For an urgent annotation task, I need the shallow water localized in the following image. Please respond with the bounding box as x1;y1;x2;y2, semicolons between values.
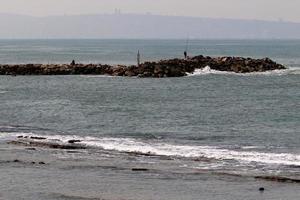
0;40;300;200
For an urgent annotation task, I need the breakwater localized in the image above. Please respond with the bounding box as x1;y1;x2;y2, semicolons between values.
0;55;286;77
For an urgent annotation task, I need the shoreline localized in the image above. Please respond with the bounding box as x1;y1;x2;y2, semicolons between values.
3;133;300;184
0;55;286;77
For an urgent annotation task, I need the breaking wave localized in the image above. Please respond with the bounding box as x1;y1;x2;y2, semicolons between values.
186;66;300;76
3;133;300;166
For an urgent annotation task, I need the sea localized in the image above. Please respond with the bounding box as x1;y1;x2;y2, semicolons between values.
0;39;300;200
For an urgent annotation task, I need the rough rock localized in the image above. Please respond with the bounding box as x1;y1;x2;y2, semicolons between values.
0;55;286;77
255;176;300;183
131;168;149;171
68;140;82;144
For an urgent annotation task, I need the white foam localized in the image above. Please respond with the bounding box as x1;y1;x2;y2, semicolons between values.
82;137;300;166
241;146;263;150
0;132;21;140
0;125;15;129
7;133;300;166
186;66;300;76
186;66;233;76
245;67;300;76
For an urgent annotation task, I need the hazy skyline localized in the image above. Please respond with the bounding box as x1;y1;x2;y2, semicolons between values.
1;0;300;22
1;13;300;39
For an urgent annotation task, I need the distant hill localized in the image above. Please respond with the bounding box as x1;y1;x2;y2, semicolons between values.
1;13;300;39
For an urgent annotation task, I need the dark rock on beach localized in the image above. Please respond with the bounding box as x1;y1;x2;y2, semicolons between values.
255;176;300;183
8;140;86;150
0;55;286;77
131;168;149;171
30;136;47;140
259;187;265;192
68;140;82;144
26;148;37;151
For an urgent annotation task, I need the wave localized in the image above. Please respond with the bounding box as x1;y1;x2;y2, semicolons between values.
186;66;300;76
3;133;300;167
186;66;232;76
0;125;16;129
0;132;19;142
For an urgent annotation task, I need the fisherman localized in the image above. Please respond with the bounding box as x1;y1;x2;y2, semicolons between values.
70;60;76;66
184;51;187;59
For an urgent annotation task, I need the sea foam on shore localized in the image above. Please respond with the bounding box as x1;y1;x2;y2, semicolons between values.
3;133;300;167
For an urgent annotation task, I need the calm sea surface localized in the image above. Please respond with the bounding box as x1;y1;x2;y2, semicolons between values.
0;39;300;200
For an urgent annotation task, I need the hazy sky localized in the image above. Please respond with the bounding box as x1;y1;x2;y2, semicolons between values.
1;0;300;22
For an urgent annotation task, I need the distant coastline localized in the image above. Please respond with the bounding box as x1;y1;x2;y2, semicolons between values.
1;13;300;39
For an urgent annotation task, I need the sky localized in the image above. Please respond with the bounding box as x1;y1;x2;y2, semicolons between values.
0;0;300;22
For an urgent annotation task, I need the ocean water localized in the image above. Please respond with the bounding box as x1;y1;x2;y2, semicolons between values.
0;39;300;200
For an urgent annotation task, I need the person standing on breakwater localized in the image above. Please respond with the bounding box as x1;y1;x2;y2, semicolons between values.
184;37;189;60
184;51;187;59
71;60;76;66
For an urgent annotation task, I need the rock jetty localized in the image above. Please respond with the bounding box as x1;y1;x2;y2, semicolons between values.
0;55;286;77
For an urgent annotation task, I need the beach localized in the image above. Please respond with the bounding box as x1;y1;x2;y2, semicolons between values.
0;39;300;200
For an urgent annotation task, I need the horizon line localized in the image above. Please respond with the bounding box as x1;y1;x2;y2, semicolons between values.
1;38;300;40
0;12;299;24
